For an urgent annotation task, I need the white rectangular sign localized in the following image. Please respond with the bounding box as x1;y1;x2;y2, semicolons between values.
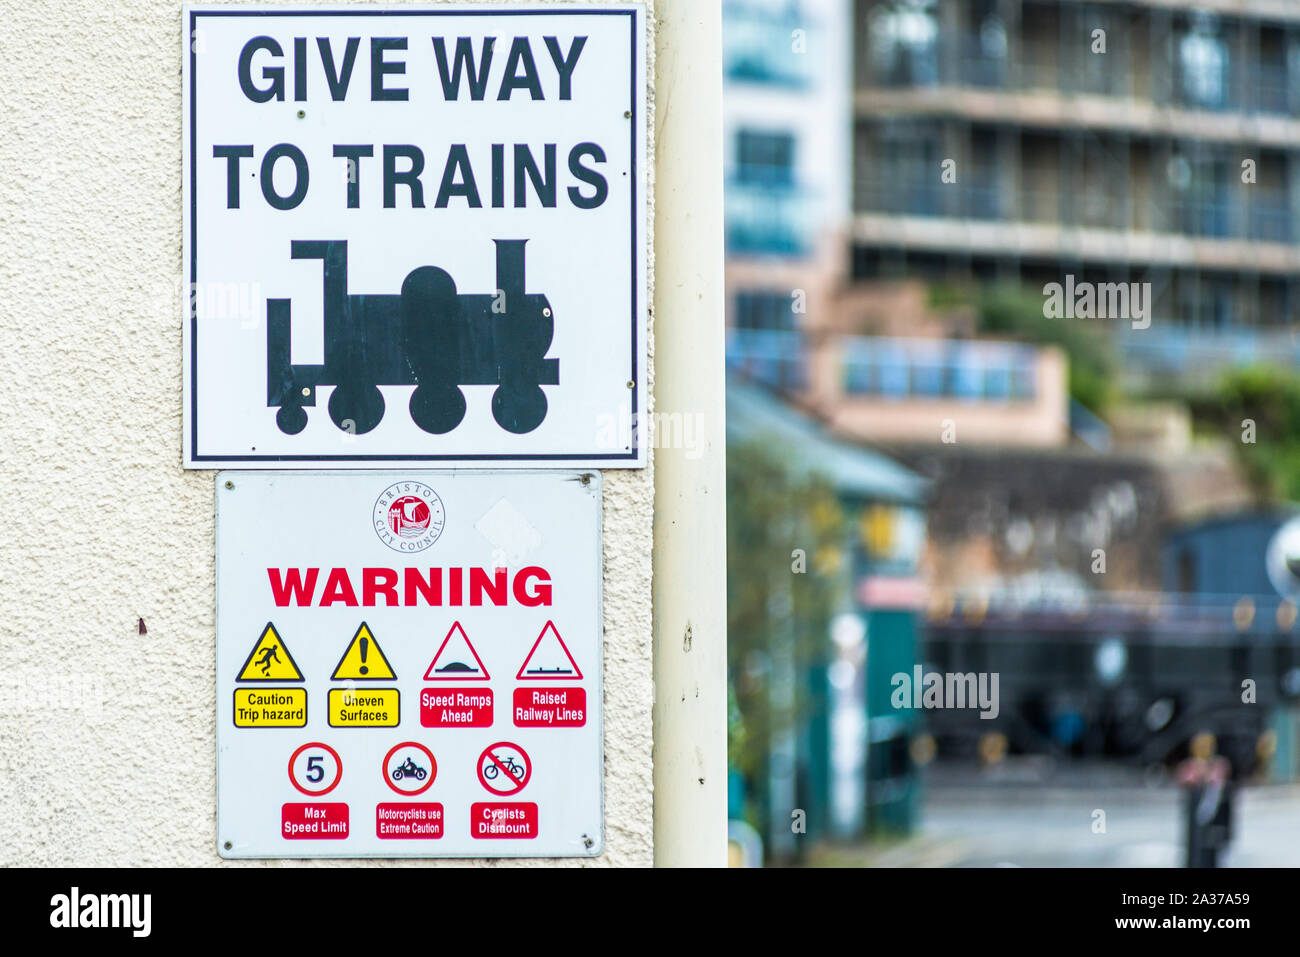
216;470;602;858
184;6;647;468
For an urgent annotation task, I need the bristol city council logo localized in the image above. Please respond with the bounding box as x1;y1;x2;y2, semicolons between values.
373;482;446;553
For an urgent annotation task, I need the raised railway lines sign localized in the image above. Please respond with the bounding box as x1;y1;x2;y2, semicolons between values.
183;5;647;467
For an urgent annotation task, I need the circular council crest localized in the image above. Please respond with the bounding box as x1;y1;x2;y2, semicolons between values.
373;482;446;553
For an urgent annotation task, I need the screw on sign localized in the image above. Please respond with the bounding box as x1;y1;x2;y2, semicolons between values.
476;742;531;796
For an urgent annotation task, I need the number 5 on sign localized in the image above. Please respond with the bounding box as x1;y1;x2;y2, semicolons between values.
288;742;342;796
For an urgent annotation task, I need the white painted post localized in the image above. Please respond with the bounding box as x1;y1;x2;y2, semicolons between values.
651;0;728;867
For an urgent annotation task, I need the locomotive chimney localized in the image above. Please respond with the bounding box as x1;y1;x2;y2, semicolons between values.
493;239;527;301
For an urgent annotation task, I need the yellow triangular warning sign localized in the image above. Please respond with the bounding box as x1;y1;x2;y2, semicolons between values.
331;622;396;681
236;623;304;682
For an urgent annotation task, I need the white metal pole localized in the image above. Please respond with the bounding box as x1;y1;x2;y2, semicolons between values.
651;0;728;867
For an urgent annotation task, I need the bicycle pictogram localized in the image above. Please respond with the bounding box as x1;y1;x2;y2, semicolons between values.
476;742;531;795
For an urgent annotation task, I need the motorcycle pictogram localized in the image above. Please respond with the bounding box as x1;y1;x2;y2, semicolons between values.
390;755;428;782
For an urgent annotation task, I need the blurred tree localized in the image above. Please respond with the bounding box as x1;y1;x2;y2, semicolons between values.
978;284;1117;414
727;441;846;829
1203;364;1300;502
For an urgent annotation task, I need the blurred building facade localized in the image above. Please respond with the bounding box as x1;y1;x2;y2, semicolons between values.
852;0;1300;391
724;0;1077;450
722;0;852;395
724;2;1300;862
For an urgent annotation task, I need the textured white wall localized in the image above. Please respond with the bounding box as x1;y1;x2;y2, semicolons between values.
0;0;655;867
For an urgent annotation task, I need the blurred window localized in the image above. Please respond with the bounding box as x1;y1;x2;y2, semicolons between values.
873;127;940;216
1178;548;1197;594
735;290;796;331
722;0;814;88
962;0;1006;88
869;0;939;87
736;129;796;187
1178;16;1229;110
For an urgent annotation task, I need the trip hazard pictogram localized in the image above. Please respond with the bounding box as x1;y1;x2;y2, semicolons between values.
516;621;582;680
236;622;304;682
476;741;531;796
423;621;490;680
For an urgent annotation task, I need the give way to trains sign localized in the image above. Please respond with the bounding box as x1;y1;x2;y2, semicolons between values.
183;5;647;468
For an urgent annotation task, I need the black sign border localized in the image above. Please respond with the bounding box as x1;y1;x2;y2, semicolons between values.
187;7;642;464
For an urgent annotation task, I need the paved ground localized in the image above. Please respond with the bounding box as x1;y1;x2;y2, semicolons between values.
808;762;1300;867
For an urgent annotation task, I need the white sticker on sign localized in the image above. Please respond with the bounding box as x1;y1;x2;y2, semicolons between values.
216;470;602;858
184;5;647;468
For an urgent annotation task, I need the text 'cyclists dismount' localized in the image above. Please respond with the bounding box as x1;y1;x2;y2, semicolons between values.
216;470;603;858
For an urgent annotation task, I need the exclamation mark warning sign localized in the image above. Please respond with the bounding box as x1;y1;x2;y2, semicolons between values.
331;623;397;681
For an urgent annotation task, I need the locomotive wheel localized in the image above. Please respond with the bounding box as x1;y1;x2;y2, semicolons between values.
328;384;385;434
492;384;547;434
409;385;467;434
275;403;308;435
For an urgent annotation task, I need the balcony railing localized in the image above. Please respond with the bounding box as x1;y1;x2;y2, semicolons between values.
1115;324;1300;377
854;178;1296;244
839;335;1038;402
863;31;1300;118
726;329;1043;403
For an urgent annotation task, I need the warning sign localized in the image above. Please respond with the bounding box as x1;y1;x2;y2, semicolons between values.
477;742;531;796
423;622;489;681
288;742;343;796
330;623;396;681
516;621;583;680
383;742;437;797
217;469;603;858
236;623;304;682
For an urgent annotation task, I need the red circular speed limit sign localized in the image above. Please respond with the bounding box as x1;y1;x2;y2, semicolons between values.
476;741;531;795
288;742;342;796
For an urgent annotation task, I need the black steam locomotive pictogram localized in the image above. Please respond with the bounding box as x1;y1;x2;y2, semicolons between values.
266;239;558;436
